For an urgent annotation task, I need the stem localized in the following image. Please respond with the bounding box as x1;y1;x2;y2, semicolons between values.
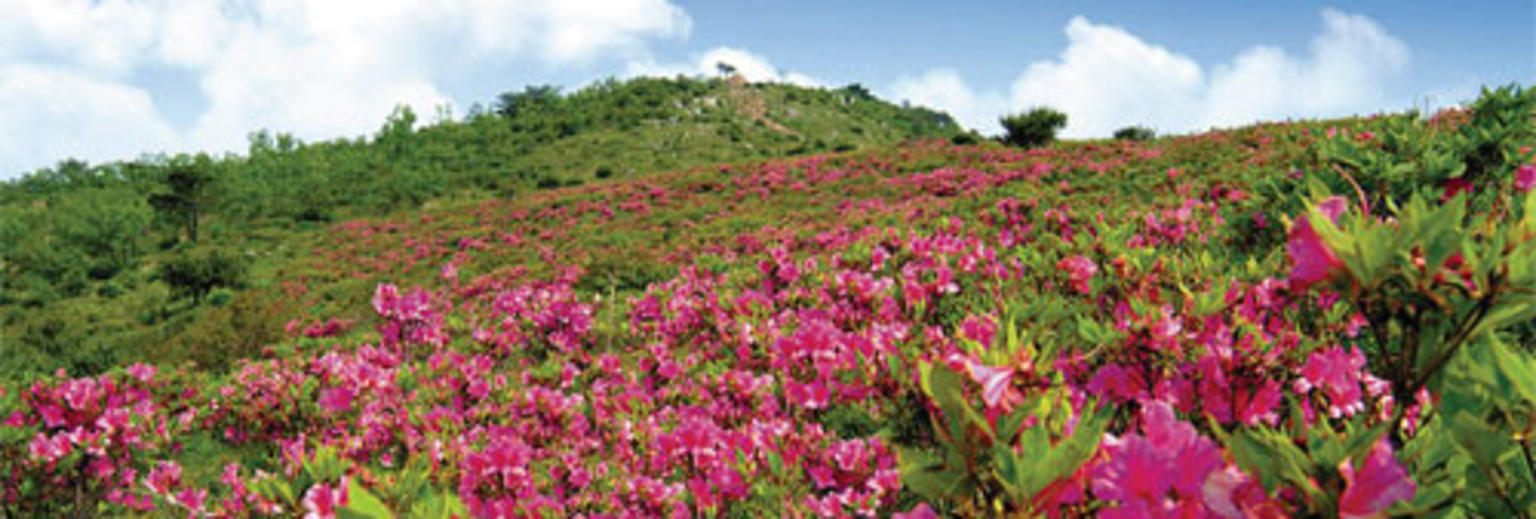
1410;284;1498;394
1476;461;1527;519
1329;163;1372;215
1521;436;1536;484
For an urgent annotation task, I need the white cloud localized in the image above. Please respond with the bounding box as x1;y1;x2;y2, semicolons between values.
0;64;177;169
891;9;1410;137
887;69;1008;133
0;0;692;179
1009;16;1207;137
627;46;823;87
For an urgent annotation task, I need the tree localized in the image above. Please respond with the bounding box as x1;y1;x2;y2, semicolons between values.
999;107;1068;148
148;161;214;243
715;61;737;77
1113;125;1156;141
494;85;562;119
53;187;153;278
158;246;244;304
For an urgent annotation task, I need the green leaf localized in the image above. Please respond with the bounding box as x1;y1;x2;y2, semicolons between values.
339;479;395;519
898;448;967;502
412;489;467;519
1489;336;1536;404
1225;428;1322;501
252;478;296;506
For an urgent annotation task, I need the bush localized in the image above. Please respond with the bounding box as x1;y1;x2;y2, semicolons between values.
1112;125;1156;141
97;281;125;299
158;246;246;304
999;107;1067;148
207;288;235;307
950;131;982;145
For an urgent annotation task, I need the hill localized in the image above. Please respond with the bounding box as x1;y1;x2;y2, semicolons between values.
0;83;1533;518
0;75;963;376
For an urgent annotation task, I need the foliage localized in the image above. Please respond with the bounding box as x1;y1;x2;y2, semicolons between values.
148;161;216;244
999;107;1067;148
1112;125;1156;141
0;83;1533;518
158;246;246;304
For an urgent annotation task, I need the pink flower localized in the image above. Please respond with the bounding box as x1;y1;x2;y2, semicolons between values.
966;363;1019;412
1294;346;1369;418
1286;197;1348;288
145;461;183;494
1317;196;1349;222
1058;255;1098;295
317;387;355;413
1092;402;1223;516
126;363;157;384
28;433;71;462
894;503;938;519
959;314;997;346
302;479;349;519
1339;440;1415;518
1517;164;1536;192
371;284;399;317
175;487;208;515
786;380;831;410
1203;466;1284;519
1442;177;1475;202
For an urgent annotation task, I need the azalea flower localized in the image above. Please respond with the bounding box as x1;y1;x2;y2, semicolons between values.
1286;196;1349;288
1058;255;1098;295
894;503;938;519
966;363;1020;412
1092;402;1223;517
1338;440;1415;518
1202;465;1285;519
1441;176;1474;202
1294;345;1369;418
317;387;355;413
302;479;348;519
1517;163;1536;192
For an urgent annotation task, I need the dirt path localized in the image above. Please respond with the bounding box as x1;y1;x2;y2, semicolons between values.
726;75;802;138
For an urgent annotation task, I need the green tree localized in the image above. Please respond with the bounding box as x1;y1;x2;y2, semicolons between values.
53;187;153;278
495;85;562;119
1112;125;1156;141
999;107;1067;148
148;161;215;243
158;246;245;304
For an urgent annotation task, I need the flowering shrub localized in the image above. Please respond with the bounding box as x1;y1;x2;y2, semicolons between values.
1;85;1533;517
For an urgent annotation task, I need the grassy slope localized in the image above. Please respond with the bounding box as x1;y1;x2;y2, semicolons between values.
0;77;963;378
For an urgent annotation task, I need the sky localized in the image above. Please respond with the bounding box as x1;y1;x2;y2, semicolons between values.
1;0;1531;180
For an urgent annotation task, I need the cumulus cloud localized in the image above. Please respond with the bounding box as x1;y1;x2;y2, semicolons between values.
0;0;692;179
0;64;177;168
890;9;1410;137
887;69;1008;133
627;46;823;87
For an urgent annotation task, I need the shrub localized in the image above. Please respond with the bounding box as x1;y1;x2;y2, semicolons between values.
1113;125;1156;141
206;288;234;307
999;107;1067;148
158;246;246;304
97;281;125;299
950;131;983;145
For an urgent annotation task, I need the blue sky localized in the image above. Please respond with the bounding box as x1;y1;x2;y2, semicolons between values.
1;0;1531;180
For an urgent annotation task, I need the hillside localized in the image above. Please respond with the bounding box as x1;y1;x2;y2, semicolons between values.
0;76;963;377
1;84;1534;517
